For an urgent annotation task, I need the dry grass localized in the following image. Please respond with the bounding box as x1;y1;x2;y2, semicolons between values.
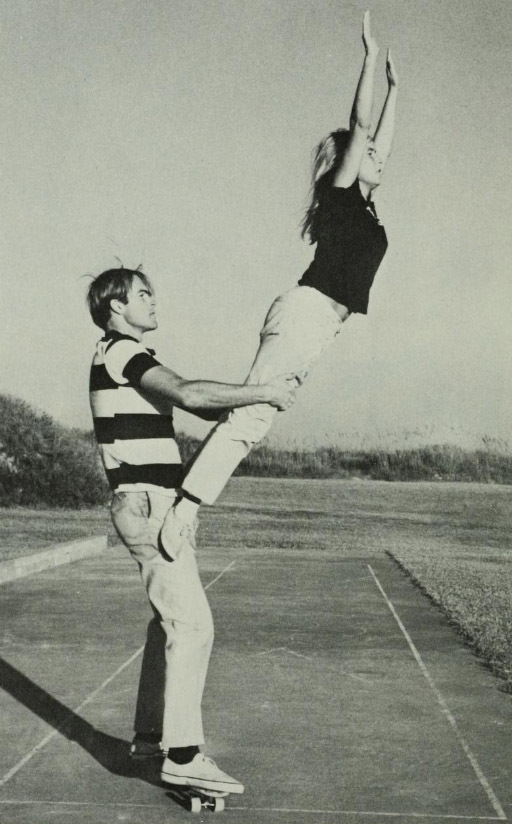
178;433;512;485
386;544;512;691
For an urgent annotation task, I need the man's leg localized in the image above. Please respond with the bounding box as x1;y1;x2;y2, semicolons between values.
140;542;214;748
111;491;212;752
131;614;165;756
111;490;243;791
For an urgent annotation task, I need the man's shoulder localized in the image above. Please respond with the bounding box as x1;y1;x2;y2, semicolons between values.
102;333;160;388
103;331;144;352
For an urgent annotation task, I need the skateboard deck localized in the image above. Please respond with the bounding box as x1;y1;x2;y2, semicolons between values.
165;785;229;813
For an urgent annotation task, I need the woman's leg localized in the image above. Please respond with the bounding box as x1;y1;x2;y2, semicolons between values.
182;287;343;504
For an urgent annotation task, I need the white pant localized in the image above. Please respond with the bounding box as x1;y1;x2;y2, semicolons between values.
183;286;345;504
110;490;214;749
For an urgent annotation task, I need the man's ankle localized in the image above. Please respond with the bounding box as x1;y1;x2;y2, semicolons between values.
167;745;200;764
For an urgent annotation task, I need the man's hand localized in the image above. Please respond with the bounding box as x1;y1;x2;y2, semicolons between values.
362;10;379;59
386;48;399;88
263;373;300;411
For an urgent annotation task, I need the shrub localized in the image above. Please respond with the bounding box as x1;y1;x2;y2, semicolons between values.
0;394;108;507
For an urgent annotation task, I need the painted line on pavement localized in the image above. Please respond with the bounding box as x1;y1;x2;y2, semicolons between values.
0;559;236;788
231;808;504;820
0;799;505;820
367;564;507;822
204;560;236;591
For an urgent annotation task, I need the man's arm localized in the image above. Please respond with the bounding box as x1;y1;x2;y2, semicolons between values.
140;365;298;413
372;49;398;165
186;406;229;422
333;11;379;188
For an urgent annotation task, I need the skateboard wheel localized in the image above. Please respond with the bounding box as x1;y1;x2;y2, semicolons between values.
213;797;225;812
190;796;202;813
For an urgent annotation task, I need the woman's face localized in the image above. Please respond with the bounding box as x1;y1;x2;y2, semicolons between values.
358;139;383;189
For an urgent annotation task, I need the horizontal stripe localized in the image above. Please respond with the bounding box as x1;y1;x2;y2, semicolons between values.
122;352;160;386
100;439;181;470
106;463;183;490
89;364;118;392
93;414;174;443
90;388;164;416
104;332;139;351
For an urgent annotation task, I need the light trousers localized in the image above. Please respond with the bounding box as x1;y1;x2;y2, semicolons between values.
183;286;345;504
110;489;214;749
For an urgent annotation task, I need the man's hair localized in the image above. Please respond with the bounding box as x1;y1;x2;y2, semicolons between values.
86;267;152;330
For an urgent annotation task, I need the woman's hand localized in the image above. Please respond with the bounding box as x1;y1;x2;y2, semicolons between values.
386;48;399;88
362;10;379;59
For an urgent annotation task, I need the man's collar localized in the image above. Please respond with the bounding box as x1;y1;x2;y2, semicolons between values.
102;329;156;356
102;330;139;343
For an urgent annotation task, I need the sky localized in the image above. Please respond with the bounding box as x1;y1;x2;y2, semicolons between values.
1;0;511;450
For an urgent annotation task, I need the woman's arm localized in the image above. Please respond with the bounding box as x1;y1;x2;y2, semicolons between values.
372;49;399;166
333;11;379;188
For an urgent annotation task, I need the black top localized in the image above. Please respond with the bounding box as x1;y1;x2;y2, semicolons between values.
298;179;388;314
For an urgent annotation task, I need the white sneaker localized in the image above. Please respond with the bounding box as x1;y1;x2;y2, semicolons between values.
159;508;197;561
161;753;244;794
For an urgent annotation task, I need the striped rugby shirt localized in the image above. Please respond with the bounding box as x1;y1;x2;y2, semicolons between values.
89;331;182;493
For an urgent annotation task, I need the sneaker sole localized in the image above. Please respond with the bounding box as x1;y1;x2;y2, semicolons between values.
160;771;244;794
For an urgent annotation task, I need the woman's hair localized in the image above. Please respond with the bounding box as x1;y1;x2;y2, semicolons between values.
86;266;152;330
301;128;351;243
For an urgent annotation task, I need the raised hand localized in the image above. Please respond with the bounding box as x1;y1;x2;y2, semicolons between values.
386;48;399;88
362;10;379;58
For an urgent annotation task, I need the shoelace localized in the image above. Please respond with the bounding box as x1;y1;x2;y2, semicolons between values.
199;755;217;768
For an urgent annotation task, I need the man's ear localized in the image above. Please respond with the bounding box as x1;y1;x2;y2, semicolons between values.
110;298;125;317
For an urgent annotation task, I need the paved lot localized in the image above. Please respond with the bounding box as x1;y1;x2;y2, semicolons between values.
1;483;511;823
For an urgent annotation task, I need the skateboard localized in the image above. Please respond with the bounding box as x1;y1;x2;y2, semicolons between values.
166;785;229;813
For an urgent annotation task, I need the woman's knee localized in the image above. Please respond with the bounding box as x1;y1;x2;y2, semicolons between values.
220;404;276;444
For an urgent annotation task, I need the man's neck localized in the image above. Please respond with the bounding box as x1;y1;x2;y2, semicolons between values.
106;319;143;342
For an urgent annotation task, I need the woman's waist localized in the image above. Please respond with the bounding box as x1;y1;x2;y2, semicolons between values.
315;291;350;321
269;284;349;329
295;285;350;322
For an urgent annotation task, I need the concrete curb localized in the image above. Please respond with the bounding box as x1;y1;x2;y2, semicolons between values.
0;535;108;585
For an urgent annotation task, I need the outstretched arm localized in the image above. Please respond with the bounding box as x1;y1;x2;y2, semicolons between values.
372;49;399;166
140;365;298;413
334;11;379;188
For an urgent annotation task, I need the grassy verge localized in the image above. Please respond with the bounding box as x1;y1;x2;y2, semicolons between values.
178;434;512;485
387;543;512;692
0;507;116;562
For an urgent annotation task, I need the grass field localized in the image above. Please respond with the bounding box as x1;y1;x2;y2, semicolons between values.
0;508;116;562
1;478;511;691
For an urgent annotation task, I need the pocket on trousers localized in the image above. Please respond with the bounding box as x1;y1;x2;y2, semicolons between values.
110;492;158;562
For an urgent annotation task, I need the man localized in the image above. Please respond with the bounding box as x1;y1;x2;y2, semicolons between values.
87;267;296;793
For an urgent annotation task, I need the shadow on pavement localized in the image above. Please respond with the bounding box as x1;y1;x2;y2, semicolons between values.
0;655;161;785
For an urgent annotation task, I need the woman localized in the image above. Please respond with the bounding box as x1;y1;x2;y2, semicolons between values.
161;11;399;557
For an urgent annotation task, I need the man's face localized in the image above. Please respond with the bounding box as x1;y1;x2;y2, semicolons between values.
120;276;157;334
